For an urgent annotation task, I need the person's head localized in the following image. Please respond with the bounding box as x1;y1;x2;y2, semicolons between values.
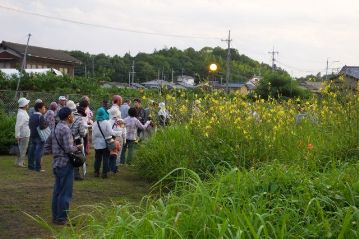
102;99;109;109
58;107;74;124
35;102;46;114
96;107;108;121
117;118;125;127
58;96;67;106
34;99;42;104
77;106;87;117
18;97;30;110
134;98;141;108
124;99;131;105
79;99;89;108
49;102;58;111
112;95;122;106
66;100;77;113
81;95;90;104
128;107;138;118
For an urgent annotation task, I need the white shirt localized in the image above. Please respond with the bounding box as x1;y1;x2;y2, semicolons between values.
92;120;113;149
15;109;30;138
108;105;121;119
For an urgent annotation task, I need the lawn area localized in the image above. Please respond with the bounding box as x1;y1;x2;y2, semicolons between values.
0;154;151;239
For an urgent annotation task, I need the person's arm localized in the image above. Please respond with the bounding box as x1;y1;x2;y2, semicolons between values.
15;112;22;139
135;118;150;130
62;128;79;153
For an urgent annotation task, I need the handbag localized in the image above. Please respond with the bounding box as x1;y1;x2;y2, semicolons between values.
97;121;116;150
54;124;86;167
37;126;51;142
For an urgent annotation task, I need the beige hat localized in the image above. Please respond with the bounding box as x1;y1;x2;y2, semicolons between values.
18;98;30;108
66;100;77;111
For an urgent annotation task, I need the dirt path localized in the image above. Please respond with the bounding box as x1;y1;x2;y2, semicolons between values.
0;155;151;239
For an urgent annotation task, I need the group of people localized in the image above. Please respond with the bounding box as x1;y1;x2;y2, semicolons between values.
14;94;170;225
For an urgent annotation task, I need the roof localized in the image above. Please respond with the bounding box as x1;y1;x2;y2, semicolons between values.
0;41;82;64
339;66;359;80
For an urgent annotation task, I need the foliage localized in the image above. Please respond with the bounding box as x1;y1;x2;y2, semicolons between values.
53;83;359;238
68;47;274;83
56;162;359;238
256;71;310;99
0;106;16;154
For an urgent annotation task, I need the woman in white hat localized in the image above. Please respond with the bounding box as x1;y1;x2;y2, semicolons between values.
15;97;31;167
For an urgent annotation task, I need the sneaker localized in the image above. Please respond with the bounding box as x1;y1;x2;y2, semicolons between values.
52;219;67;226
101;174;108;179
40;169;45;172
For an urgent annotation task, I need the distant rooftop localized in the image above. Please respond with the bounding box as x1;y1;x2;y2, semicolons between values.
0;41;82;64
339;66;359;80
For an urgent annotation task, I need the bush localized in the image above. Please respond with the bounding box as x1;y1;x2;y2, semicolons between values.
0;109;16;154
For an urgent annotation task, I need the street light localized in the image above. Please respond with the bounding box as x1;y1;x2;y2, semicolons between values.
209;63;218;84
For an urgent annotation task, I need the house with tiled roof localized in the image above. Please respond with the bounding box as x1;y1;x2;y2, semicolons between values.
338;65;359;90
0;41;81;76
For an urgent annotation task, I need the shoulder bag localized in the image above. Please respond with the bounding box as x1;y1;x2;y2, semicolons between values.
54;124;86;167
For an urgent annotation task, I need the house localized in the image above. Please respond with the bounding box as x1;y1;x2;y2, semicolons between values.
0;41;81;76
176;75;195;86
245;76;262;92
141;79;187;90
298;81;323;93
208;81;249;95
337;66;359;90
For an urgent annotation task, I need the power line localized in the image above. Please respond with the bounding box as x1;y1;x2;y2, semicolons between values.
0;4;220;40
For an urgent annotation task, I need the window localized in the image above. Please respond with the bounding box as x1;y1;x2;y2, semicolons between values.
5;63;10;68
27;64;31;69
63;68;68;74
32;64;36;69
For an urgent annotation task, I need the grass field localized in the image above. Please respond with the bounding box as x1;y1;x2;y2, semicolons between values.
0;154;151;239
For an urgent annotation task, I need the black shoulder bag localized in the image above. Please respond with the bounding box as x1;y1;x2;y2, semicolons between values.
54;124;86;167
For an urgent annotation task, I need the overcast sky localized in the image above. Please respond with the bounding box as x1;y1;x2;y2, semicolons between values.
1;0;358;77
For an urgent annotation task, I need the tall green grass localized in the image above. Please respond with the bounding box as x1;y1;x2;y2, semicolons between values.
56;161;359;238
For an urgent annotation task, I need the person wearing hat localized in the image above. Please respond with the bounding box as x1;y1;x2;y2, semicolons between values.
45;107;81;225
158;102;170;127
55;96;67;122
67;101;87;180
92;107;113;178
28;102;48;172
15;97;31;167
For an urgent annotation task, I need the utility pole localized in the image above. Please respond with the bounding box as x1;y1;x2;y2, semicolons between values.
128;71;131;86
325;58;339;81
222;30;232;93
130;61;135;84
15;33;31;98
268;46;279;70
21;33;31;70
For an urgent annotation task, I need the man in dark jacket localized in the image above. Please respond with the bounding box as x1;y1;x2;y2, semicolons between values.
28;102;48;171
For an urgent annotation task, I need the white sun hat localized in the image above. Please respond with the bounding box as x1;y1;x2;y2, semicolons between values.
18;97;30;108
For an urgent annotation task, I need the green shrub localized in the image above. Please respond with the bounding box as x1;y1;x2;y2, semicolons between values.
0;110;16;154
